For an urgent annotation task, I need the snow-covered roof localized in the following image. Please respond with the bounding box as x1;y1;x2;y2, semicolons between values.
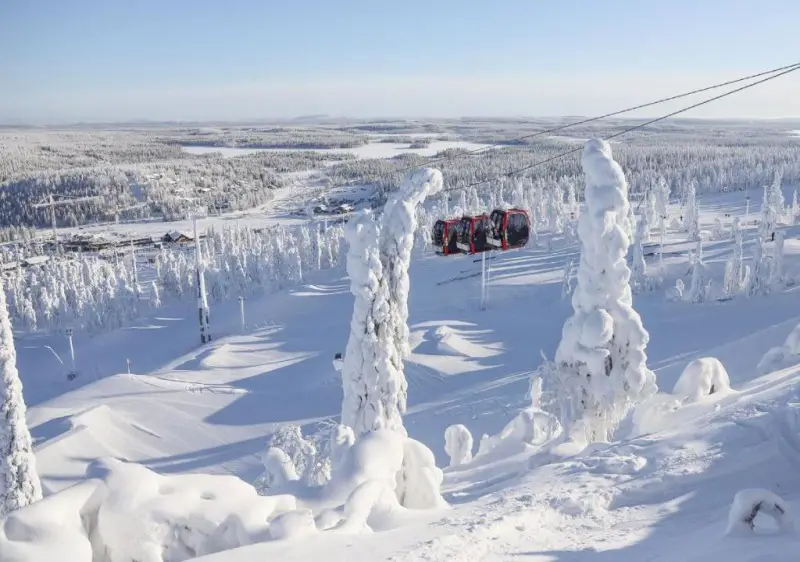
22;255;50;266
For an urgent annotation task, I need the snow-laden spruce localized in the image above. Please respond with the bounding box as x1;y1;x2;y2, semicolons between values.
340;211;399;435
342;168;442;437
380;168;443;361
684;179;700;240
0;277;41;516
553;139;657;444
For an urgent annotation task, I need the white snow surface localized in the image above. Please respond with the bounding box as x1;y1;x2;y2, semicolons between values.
6;163;800;560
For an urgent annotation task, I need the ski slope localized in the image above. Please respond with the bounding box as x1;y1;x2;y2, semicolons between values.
7;188;800;560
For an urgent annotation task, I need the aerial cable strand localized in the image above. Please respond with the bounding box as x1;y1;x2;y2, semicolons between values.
450;62;800;192
333;61;800;188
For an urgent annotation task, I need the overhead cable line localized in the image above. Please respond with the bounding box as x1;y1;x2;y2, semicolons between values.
334;61;800;188
450;62;800;192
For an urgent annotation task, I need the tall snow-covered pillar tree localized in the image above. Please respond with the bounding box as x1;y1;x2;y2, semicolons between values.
340;211;397;435
377;169;443;417
0;277;42;516
553;140;657;445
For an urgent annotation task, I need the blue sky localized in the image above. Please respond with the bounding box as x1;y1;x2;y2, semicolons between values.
2;0;799;123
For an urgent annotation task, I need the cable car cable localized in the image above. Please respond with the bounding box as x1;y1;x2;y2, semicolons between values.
449;62;800;192
327;61;800;190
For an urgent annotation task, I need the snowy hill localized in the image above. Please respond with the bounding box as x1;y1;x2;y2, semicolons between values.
4;175;800;560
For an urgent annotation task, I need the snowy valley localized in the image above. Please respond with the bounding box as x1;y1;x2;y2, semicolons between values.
1;121;800;561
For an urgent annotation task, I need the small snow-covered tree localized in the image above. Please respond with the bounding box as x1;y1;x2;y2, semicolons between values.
631;216;647;293
553;140;657;445
792;188;799;225
748;232;771;297
770;230;785;289
687;240;711;303
0;278;42;516
561;259;575;300
149;281;161;309
684;180;700;240
444;424;473;467
760;170;784;242
731;217;744;293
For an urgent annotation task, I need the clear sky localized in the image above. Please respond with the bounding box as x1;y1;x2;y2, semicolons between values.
2;0;799;123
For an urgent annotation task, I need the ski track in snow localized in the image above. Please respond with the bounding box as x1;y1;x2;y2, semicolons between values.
11;187;800;560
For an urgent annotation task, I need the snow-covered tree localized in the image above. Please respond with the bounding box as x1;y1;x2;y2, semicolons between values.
631;216;647;293
654;177;670;269
561;259;574;300
770;230;785;289
340;211;396;435
760;170;784;241
553;140;657;445
792;188;799;225
149;281;161;309
748;232;771;297
687;240;711;303
0;278;42;516
375;168;443;422
684;180;699;240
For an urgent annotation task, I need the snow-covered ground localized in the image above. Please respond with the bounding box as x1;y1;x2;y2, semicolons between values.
181;140;499;160
5;184;800;560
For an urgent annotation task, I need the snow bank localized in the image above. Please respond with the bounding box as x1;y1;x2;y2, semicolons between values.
672;357;731;403
725;489;794;536
0;458;297;562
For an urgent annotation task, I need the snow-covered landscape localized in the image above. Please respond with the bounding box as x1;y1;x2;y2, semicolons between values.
4;2;800;557
2;116;800;561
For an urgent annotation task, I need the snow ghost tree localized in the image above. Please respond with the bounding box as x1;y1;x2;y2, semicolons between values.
553;140;657;445
0;278;42;516
654;177;670;268
760;170;784;242
684;180;699;240
631;216;647;293
792;188;799;225
687;240;711;304
339;211;399;436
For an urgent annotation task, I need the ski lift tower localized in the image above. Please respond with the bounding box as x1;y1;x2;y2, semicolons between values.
31;194;101;252
190;205;211;344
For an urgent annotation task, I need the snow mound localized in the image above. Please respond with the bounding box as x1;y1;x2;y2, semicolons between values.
725;489;794;536
433;325;501;358
444;424;473;467
758;323;800;374
672;357;731;403
0;458;297;562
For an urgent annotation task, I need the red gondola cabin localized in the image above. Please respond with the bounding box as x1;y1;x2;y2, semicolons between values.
487;208;530;250
432;219;461;256
455;214;492;254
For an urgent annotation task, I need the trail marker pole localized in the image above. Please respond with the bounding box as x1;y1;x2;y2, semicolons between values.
238;296;246;332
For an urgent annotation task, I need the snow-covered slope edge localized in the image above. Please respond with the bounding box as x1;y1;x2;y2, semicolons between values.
190;366;800;561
